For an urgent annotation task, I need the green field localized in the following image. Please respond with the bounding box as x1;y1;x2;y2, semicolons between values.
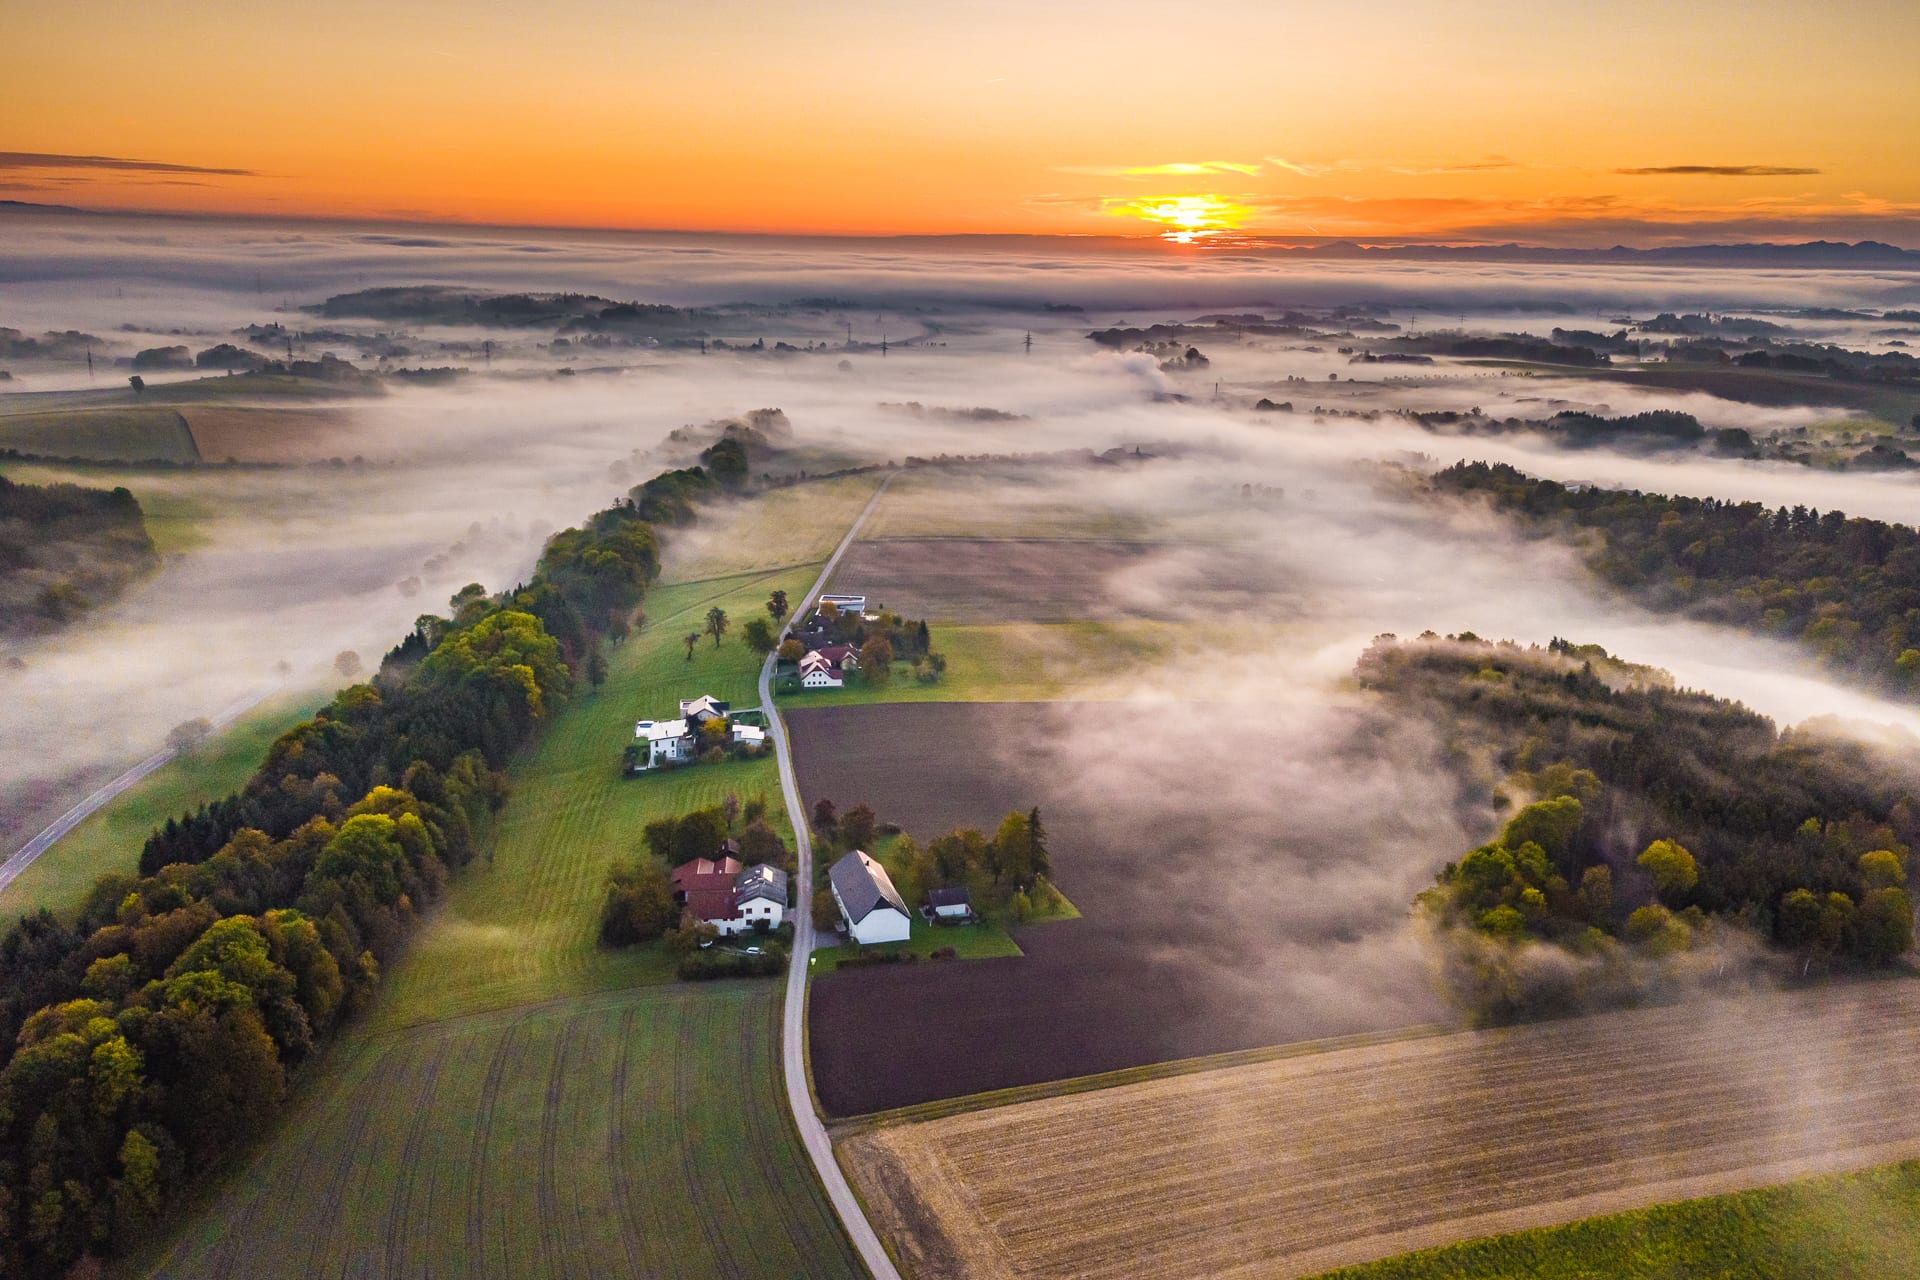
141;476;885;1275
0;405;200;462
1315;1159;1920;1280
150;983;857;1279
0;695;316;919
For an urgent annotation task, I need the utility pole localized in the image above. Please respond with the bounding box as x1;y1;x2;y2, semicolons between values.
86;348;93;379
846;320;853;347
881;334;888;357
483;339;492;369
1024;331;1032;354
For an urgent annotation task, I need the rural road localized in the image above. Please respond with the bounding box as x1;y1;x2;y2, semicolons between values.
0;686;278;895
761;472;903;1280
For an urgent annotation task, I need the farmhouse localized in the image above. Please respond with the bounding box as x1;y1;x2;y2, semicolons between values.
925;886;975;924
799;651;845;689
829;850;913;944
671;855;789;935
679;694;731;724
632;717;695;769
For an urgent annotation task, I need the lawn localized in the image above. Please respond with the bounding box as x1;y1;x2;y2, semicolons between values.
814;916;1023;969
146;983;860;1280
0;694;316;919
1312;1159;1920;1280
372;565;820;1031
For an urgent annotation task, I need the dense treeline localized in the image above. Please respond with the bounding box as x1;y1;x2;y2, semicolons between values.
1434;461;1920;695
0;458;721;1274
0;475;159;633
1360;635;1919;1022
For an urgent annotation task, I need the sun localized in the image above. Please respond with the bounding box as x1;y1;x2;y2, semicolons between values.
1110;193;1250;242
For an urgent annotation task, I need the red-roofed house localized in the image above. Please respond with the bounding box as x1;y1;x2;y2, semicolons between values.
669;855;789;935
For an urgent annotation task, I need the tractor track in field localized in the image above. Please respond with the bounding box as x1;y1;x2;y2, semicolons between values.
677;998;744;1279
382;1033;454;1277
535;1015;581;1278
605;1004;650;1280
465;1018;523;1277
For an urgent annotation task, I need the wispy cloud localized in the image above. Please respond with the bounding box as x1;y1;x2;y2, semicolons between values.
1058;160;1264;179
1385;158;1520;175
0;151;256;177
1265;156;1338;178
1613;164;1821;177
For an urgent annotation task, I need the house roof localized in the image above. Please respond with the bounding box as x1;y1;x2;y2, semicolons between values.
636;717;691;742
735;863;788;907
926;886;972;909
679;694;730;721
671;855;742;897
815;644;858;665
731;724;766;743
829;850;910;923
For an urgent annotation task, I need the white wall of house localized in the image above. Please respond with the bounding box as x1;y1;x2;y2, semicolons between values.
703;897;784;936
845;902;911;945
801;667;843;689
931;902;970;921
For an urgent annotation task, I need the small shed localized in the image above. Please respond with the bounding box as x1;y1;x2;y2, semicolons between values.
925;886;975;923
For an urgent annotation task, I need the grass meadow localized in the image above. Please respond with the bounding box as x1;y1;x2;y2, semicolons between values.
134;475;883;1275
1313;1160;1920;1280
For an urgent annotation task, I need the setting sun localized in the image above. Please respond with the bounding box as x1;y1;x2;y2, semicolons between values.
1111;194;1249;242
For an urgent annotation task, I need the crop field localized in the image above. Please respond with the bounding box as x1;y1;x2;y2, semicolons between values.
841;980;1920;1280
0;405;200;462
829;537;1287;623
152;983;860;1279
793;700;1468;1115
0;695;314;918
859;467;1161;542
179;405;363;463
657;474;884;581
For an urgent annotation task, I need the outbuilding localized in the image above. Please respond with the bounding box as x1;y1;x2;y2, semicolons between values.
925;886;975;924
829;850;912;944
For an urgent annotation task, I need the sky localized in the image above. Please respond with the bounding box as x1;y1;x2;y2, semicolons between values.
4;0;1919;244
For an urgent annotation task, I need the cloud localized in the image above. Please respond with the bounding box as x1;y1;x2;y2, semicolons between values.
1058;160;1264;179
1614;165;1822;177
0;151;256;178
1266;156;1338;178
1386;158;1521;175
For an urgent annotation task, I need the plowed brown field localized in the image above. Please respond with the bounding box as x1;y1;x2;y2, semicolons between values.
842;980;1920;1280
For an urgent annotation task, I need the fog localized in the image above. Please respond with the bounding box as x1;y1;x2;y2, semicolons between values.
6;208;1920;1050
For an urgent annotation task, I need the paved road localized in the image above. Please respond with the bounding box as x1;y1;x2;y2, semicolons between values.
0;686;278;895
762;473;902;1280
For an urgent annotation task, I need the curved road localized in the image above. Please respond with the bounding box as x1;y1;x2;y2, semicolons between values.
0;686;279;895
761;473;903;1280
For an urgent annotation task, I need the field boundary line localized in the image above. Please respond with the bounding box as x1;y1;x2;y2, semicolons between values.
833;1022;1455;1134
763;472;902;1280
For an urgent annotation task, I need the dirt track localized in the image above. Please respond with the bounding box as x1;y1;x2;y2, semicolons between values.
842;980;1920;1280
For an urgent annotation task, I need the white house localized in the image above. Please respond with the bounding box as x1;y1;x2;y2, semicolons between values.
730;723;767;748
829;850;912;944
672;857;788;935
633;717;695;769
799;652;844;689
679;694;730;724
818;593;867;617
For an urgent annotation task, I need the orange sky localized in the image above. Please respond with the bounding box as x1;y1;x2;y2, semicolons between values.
6;0;1918;244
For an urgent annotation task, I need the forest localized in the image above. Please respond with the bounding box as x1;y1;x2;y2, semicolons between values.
0;475;159;635
0;458;725;1275
1359;635;1919;1023
1432;461;1920;694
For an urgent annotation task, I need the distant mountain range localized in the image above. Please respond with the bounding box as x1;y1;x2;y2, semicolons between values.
1;200;1915;268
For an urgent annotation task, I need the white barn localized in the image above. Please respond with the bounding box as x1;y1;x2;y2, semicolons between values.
829;850;913;944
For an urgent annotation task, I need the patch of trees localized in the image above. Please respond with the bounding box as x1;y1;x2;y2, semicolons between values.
1360;635;1918;1024
1432;461;1920;697
312;286;616;328
812;803;1062;921
0;475;158;635
130;346;191;372
0;458;716;1273
0;330;100;361
793;603;942;685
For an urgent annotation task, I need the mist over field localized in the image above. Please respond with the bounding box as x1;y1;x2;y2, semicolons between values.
6;209;1920;951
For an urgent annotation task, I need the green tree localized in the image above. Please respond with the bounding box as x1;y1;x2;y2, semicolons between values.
119;1128;161;1215
1856;887;1914;964
840;803;878;850
1500;797;1582;870
1625;904;1691;955
599;860;677;946
1860;849;1907;891
586;647;609;691
767;590;789;624
1637;839;1698;902
684;631;700;661
1579;864;1613;922
744;616;777;656
1778;887;1823;947
858;634;893;685
812;887;840;932
704;606;729;648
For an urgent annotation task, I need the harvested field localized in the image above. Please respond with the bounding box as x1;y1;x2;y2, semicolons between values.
0;406;200;462
794;700;1476;1115
152;984;860;1279
830;536;1297;622
179;404;363;463
842;980;1920;1280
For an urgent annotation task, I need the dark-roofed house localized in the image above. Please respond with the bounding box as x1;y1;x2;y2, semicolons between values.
925;886;975;924
828;849;912;944
669;855;787;935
